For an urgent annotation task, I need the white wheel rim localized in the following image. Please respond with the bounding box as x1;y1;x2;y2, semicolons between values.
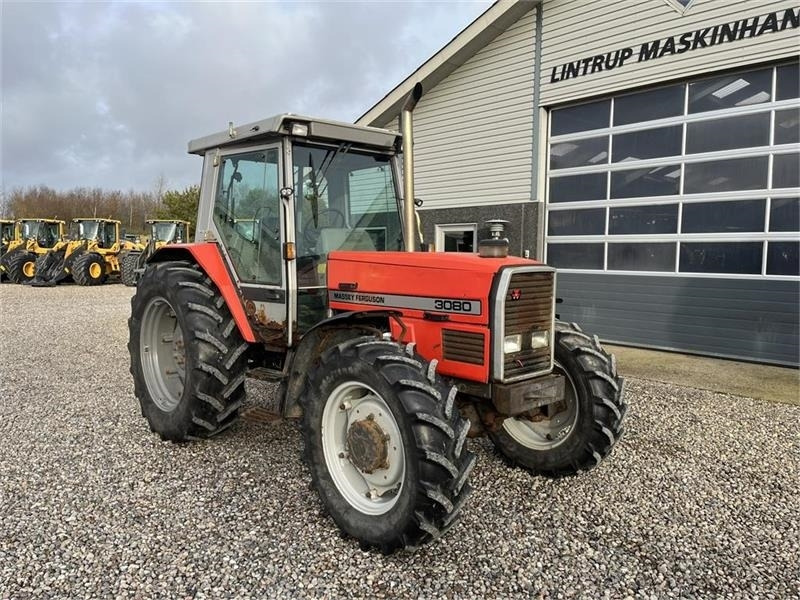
321;381;405;515
140;296;186;412
502;360;580;450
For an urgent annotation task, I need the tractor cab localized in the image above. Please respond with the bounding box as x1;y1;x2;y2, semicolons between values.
70;219;119;249
149;219;189;245
18;219;64;249
190;115;405;334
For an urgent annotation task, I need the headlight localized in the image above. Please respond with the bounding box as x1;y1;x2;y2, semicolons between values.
290;122;309;136
503;334;522;354
531;330;550;349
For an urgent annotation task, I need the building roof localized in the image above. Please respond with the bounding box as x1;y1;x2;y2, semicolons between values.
188;114;400;155
356;0;537;127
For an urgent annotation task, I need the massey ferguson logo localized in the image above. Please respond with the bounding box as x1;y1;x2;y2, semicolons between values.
510;289;522;301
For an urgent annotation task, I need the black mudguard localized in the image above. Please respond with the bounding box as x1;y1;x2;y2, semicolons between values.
278;310;400;418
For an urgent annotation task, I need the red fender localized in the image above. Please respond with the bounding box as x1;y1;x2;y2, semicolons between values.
148;243;257;343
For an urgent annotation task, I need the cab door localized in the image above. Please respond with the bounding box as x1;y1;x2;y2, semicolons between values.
210;143;289;347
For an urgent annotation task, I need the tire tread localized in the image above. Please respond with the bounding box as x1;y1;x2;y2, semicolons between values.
128;260;248;441
300;336;474;553
491;320;627;477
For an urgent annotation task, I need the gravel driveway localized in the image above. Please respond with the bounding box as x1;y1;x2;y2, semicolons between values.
1;283;798;599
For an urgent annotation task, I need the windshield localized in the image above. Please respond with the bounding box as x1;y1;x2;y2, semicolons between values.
152;222;178;243
72;221;100;240
292;142;401;266
21;221;41;239
292;142;402;330
1;223;12;241
39;222;60;246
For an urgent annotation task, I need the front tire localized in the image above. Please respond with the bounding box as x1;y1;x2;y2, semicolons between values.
489;321;626;476
121;252;141;287
72;252;106;286
301;337;475;553
3;251;37;283
128;260;249;441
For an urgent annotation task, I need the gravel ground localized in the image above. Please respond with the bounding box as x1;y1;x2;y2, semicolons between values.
1;283;798;599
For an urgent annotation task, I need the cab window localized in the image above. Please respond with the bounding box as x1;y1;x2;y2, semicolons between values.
213;148;282;285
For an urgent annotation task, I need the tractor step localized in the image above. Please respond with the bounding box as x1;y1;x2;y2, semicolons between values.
241;406;282;424
247;367;285;382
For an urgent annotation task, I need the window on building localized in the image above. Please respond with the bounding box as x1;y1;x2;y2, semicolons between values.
545;61;800;279
769;198;800;232
609;204;678;235
435;224;477;252
548;208;605;236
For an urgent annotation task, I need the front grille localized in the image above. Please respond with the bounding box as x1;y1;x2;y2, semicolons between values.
442;329;485;365
503;270;554;380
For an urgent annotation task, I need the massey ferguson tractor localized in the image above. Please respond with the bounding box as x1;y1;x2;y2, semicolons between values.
129;85;626;553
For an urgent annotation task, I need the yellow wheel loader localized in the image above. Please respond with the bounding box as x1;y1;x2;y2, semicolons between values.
31;218;143;286
0;220;14;257
0;219;13;282
120;220;190;286
0;219;14;256
0;219;66;283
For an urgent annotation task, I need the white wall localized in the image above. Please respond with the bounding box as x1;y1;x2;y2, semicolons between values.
391;8;537;209
540;0;799;106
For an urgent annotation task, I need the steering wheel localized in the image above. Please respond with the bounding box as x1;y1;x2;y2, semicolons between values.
303;208;346;246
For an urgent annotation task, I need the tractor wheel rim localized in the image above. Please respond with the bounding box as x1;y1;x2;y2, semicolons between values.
89;262;102;279
140;296;185;412
322;381;405;515
23;261;35;277
502;360;579;451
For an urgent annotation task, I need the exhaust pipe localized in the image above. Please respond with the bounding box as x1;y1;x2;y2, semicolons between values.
401;82;423;252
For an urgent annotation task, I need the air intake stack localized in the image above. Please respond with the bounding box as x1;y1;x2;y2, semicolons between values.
401;83;423;252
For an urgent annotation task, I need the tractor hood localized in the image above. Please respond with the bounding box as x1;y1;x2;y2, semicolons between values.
327;251;542;327
328;251;537;274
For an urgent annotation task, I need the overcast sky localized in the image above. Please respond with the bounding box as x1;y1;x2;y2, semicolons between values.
1;1;491;194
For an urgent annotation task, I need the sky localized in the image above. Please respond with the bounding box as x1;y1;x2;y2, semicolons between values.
1;1;492;194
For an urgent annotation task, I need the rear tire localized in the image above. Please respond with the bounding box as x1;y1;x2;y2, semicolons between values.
121;252;141;287
301;337;474;553
489;321;626;476
128;260;249;441
72;252;106;286
3;251;37;283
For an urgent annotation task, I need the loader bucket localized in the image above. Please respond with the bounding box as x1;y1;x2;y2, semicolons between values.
29;248;71;286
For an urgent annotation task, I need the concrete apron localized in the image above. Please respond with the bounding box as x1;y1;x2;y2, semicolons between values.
605;344;800;406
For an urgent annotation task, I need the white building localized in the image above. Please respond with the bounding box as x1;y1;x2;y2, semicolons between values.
358;0;800;365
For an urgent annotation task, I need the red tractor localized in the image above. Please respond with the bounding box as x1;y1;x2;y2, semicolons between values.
129;85;626;553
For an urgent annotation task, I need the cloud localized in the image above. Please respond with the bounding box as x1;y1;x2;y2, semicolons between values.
1;1;491;193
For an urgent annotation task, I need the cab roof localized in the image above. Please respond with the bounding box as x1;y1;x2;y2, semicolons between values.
72;218;121;224
188;114;401;156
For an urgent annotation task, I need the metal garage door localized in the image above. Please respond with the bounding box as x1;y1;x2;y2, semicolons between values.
545;61;800;365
